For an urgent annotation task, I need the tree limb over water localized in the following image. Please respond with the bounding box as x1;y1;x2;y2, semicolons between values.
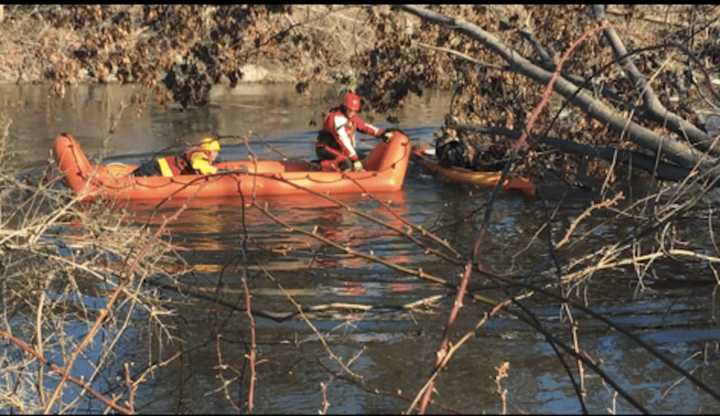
394;5;718;171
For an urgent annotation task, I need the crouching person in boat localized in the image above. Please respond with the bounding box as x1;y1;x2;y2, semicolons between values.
315;91;393;172
435;124;507;172
132;137;225;177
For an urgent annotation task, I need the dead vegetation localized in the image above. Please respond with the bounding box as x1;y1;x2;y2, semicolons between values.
0;5;385;105
1;4;720;414
0;113;189;413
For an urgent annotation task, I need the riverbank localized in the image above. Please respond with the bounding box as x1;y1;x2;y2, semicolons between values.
0;5;395;88
0;16;290;85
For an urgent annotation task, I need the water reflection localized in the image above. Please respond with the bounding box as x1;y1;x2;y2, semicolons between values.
119;190;415;275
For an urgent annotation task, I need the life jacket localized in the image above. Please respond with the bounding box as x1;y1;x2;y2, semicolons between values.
317;107;357;156
156;148;214;177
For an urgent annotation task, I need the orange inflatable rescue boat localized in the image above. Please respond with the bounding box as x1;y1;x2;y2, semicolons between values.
413;144;536;197
52;131;412;201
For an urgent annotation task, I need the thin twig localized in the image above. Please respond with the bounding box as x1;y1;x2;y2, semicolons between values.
416;262;473;414
0;330;133;415
242;277;257;413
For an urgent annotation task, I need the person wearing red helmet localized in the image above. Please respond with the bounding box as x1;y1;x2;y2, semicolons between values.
315;92;393;172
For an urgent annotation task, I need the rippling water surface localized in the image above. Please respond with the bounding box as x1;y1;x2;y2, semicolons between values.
2;82;719;414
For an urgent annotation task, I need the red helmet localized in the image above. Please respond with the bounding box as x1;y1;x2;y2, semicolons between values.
343;92;362;112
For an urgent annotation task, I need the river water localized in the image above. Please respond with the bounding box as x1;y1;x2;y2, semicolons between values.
2;83;719;414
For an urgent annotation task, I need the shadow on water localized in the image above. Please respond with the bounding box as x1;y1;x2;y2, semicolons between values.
3;83;720;413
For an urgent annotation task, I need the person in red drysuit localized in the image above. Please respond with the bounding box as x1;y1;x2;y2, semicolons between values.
315;92;393;172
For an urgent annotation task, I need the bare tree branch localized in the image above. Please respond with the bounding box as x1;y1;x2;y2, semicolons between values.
395;5;716;170
591;5;716;153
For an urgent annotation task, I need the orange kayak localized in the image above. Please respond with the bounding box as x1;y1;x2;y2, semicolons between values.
413;145;536;197
53;132;412;201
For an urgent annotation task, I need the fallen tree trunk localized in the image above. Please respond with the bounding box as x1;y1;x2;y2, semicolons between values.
395;5;718;171
591;5;718;154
